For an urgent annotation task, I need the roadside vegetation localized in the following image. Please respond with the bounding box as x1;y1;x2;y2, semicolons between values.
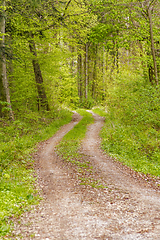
0;109;72;237
93;73;160;177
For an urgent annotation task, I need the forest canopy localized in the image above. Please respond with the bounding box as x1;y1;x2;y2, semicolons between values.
0;0;159;116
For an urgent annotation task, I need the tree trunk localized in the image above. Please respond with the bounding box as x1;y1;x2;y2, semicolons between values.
29;33;49;111
69;45;75;76
92;45;97;99
147;7;158;85
148;63;154;84
0;0;14;120
77;53;83;101
102;46;106;99
85;42;88;99
110;39;117;75
116;42;119;73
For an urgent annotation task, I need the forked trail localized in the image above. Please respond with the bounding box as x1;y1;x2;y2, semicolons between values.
13;112;160;240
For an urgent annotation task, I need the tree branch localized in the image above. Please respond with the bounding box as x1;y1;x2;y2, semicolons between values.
63;0;72;17
149;0;157;8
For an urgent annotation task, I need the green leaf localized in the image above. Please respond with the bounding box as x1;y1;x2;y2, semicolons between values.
26;194;34;200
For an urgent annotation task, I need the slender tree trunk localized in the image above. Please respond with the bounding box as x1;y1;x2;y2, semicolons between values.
147;7;158;85
116;43;119;73
148;63;154;84
0;0;14;120
0;64;5;118
29;33;49;111
92;46;97;99
85;42;88;99
77;53;83;101
102;46;106;99
110;39;117;75
69;45;75;76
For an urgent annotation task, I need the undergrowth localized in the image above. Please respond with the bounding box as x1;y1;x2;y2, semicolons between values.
0;108;72;238
93;76;160;177
57;109;107;189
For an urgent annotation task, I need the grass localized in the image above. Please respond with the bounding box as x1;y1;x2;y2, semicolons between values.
56;109;108;189
63;109;94;141
92;107;108;117
57;109;94;166
92;104;160;177
0;108;73;238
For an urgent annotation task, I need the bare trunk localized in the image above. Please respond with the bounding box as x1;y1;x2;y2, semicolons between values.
85;43;88;99
0;0;14;120
110;39;117;75
77;53;83;101
29;33;49;111
148;7;158;85
102;46;106;99
92;47;97;99
148;63;154;84
116;43;119;73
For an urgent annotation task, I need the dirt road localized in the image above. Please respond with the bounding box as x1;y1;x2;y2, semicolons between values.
13;112;160;240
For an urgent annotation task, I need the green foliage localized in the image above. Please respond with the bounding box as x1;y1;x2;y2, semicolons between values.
0;165;38;236
0;101;12;115
78;96;96;109
94;73;160;177
0;108;72;237
41;46;80;109
9;38;37;113
0;109;72;171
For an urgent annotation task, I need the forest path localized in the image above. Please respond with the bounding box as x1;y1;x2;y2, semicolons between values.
12;112;160;240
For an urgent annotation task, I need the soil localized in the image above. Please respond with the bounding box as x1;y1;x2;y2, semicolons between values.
12;112;160;240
